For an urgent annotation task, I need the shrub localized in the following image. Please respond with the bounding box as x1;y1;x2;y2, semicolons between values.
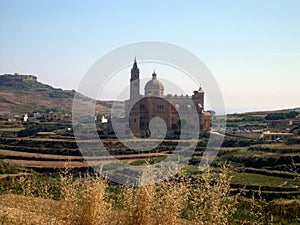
286;138;300;145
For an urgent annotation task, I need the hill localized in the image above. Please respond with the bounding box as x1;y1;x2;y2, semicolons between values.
0;74;111;115
1;73;298;118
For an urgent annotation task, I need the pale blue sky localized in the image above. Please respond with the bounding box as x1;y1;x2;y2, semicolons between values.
0;0;299;113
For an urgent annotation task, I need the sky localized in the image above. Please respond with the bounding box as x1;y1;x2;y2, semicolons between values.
0;0;299;113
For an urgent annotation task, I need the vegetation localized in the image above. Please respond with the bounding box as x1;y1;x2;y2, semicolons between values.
18;122;72;137
0;105;299;224
0;167;235;225
265;111;298;120
0;166;299;224
0;160;20;174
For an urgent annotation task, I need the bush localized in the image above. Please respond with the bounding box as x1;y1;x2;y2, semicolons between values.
188;157;201;165
286;138;300;145
221;139;261;148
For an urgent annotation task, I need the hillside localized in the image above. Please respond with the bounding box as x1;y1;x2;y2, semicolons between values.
0;74;111;115
1;73;298;118
229;108;300;118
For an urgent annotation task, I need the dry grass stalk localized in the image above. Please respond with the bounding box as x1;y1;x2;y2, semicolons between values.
0;166;235;225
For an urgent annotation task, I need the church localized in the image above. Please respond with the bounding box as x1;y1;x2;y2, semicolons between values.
124;58;210;138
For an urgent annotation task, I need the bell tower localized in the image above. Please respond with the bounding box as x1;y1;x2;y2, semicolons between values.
130;57;140;101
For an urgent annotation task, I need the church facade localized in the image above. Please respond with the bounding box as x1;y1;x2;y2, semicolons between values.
124;58;210;137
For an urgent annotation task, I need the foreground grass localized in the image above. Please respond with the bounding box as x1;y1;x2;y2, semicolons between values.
0;167;235;225
0;167;299;225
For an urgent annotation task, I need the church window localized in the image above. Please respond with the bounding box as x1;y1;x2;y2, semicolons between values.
157;104;164;110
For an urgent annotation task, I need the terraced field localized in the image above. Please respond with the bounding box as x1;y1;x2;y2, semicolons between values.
0;135;299;225
0;136;299;200
0;138;170;171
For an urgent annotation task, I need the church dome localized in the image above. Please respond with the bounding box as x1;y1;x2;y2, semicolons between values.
145;71;164;97
145;77;164;90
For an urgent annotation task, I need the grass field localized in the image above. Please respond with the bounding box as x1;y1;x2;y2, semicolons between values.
232;172;299;187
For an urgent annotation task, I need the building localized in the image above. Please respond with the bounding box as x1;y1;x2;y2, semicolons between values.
43;112;71;122
267;119;294;132
262;131;294;141
124;58;210;137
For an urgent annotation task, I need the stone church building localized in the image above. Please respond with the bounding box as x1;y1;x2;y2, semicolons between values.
124;58;210;137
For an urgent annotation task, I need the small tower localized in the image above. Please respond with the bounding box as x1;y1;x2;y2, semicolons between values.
192;86;204;111
152;69;157;79
192;86;205;131
130;57;140;101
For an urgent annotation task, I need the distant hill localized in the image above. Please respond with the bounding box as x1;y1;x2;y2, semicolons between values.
229;108;300;118
0;74;111;115
1;73;297;118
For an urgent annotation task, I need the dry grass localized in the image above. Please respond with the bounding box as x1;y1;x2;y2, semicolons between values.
0;166;235;225
184;167;235;225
